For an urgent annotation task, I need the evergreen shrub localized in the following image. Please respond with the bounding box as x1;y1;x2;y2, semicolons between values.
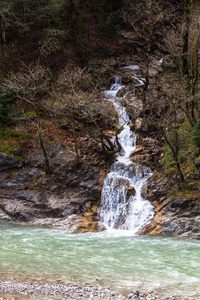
192;119;200;150
0;94;18;125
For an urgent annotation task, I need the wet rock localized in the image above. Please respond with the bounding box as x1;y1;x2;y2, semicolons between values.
127;186;136;198
116;86;127;97
0;198;36;222
0;208;12;221
0;152;23;172
132;145;144;155
148;59;163;79
143;194;200;239
51;214;83;232
129;123;135;131
0;186;101;229
131;154;151;166
76;215;99;233
165;196;200;218
53;162;99;193
135;118;143;131
112;177;130;189
125;95;143;121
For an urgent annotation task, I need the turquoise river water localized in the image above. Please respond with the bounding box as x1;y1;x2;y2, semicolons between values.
0;221;200;298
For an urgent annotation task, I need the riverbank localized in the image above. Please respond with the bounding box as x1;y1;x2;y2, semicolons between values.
0;280;196;300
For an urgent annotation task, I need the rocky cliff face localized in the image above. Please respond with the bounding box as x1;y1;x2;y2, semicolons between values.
142;172;200;240
0;145;103;232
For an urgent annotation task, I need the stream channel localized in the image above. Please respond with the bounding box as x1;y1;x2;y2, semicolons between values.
0;65;200;298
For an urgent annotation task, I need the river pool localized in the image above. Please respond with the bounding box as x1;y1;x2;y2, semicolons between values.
0;222;200;298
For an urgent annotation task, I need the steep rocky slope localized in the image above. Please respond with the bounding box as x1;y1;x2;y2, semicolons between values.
0;147;103;232
0;54;200;239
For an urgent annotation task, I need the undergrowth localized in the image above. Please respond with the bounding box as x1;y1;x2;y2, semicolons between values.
161;119;200;200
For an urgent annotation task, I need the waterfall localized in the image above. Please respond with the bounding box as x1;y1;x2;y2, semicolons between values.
100;67;154;233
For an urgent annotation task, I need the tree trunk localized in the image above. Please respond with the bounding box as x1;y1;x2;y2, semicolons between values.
164;135;185;182
182;0;190;77
176;160;185;183
36;118;51;175
71;118;79;161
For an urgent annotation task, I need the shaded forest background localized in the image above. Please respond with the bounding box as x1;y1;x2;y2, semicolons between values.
0;0;188;70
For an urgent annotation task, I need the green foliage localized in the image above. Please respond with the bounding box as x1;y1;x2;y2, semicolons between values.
191;118;200;150
162;119;195;170
162;134;176;168
0;128;29;140
162;145;173;167
167;167;176;175
0;94;18;124
178;154;185;164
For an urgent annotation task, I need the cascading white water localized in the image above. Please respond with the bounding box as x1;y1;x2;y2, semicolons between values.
100;68;154;233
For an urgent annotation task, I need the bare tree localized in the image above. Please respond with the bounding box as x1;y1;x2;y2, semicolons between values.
45;65;121;160
164;0;200;127
1;62;52;174
0;1;13;42
144;82;185;182
120;0;180;103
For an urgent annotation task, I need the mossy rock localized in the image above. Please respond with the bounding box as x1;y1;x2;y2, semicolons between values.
167;167;176;175
184;166;196;174
0;128;29;141
9;131;28;140
22;111;36;117
0;144;19;155
185;193;193;198
0;127;31;156
187;182;199;191
20;111;37;121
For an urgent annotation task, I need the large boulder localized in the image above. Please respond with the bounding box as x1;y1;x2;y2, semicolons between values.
0;152;22;172
124;94;143;121
148;58;163;83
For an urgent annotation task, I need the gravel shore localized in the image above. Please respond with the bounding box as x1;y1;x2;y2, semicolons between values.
0;280;196;300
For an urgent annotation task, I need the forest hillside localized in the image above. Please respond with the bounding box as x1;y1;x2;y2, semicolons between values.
0;0;200;237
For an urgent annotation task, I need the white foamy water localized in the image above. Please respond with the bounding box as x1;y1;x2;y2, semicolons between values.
100;69;154;233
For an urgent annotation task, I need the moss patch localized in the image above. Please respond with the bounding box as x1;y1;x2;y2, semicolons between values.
0;127;31;155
